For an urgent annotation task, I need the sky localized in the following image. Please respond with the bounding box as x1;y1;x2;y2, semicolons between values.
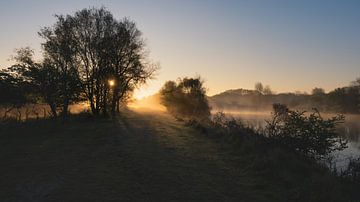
1;0;359;98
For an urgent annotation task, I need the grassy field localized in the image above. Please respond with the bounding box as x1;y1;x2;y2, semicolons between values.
0;110;358;201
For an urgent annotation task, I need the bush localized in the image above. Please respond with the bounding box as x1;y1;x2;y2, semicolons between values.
207;111;259;141
265;103;348;159
160;77;211;122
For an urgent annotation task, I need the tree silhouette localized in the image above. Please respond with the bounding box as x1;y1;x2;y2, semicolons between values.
45;8;157;116
0;8;157;118
160;77;211;122
254;82;263;94
39;16;82;118
263;85;273;95
9;47;81;118
0;68;29;118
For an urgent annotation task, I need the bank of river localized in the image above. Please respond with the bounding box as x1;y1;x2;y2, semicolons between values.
220;110;360;170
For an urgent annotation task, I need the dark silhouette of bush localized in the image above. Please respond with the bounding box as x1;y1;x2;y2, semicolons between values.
209;111;258;140
0;69;30;119
9;47;83;118
160;77;211;122
265;103;348;159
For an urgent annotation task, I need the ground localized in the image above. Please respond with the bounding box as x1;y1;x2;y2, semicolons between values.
0;110;358;201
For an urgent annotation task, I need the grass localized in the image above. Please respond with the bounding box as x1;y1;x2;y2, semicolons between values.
0;110;359;201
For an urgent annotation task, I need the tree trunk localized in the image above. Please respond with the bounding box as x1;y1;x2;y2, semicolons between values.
49;103;57;118
111;87;118;116
61;98;69;120
95;90;100;116
90;98;96;115
116;99;120;113
3;106;14;119
102;87;108;116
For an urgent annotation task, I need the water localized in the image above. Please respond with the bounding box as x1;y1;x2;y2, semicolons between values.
332;115;360;170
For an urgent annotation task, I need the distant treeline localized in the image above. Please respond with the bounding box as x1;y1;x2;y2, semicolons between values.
209;80;360;114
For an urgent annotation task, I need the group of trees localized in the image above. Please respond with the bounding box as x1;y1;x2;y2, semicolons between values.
210;79;360;114
254;82;273;95
0;8;157;119
324;80;360;113
308;80;360;113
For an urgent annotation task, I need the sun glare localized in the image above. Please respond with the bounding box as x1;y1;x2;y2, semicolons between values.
108;79;115;87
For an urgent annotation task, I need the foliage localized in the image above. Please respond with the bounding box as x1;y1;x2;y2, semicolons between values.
265;103;348;159
6;47;82;118
209;111;259;140
0;7;157;118
160;77;211;122
0;68;30;118
328;86;359;113
39;16;82;118
46;7;157;116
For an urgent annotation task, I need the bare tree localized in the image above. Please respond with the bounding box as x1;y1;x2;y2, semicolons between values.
255;82;264;94
263;85;273;95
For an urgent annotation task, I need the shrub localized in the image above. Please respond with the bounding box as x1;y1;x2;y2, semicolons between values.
160;77;211;122
265;103;348;159
208;111;258;141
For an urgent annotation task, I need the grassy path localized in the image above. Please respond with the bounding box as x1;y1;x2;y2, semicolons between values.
115;111;268;201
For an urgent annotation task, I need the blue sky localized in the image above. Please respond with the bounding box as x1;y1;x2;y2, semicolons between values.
1;0;359;97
